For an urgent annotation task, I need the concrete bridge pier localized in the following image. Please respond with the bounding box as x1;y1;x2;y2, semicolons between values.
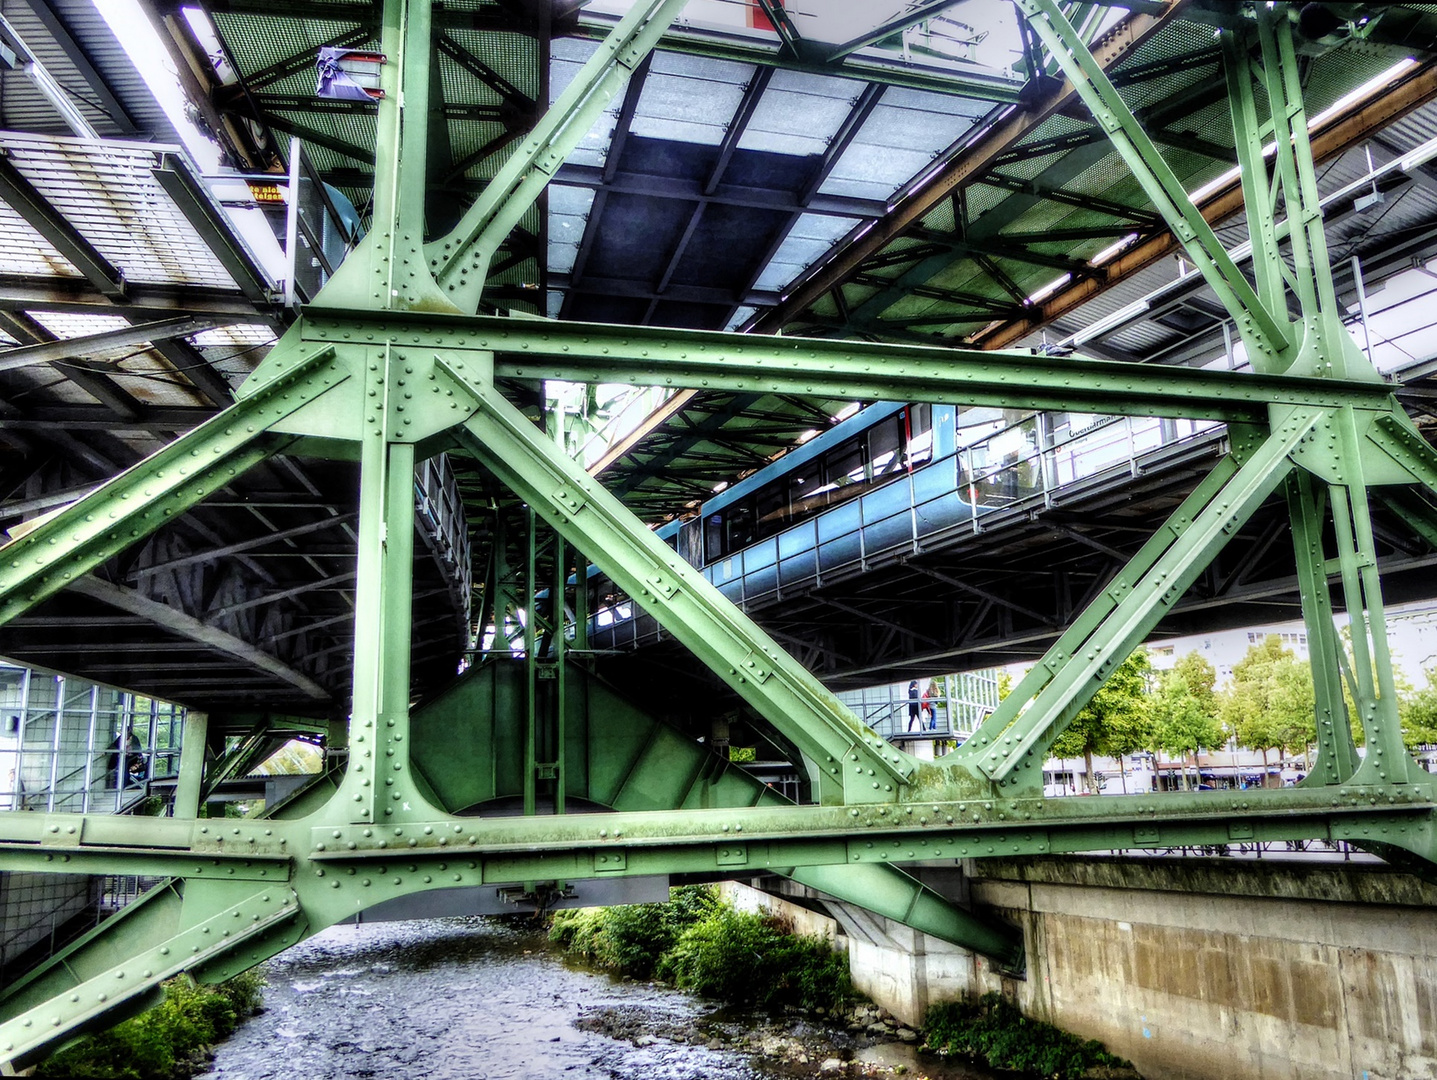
745;857;1437;1080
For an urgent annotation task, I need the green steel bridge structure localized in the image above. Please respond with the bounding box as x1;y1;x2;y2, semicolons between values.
4;0;1437;1067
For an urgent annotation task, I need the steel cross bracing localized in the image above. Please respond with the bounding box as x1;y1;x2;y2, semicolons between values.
4;0;1437;1065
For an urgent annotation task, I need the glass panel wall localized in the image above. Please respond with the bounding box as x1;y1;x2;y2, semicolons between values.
0;663;183;813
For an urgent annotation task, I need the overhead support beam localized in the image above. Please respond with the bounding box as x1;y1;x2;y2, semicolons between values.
570;11;1028;102
0;406;221;433
152;155;275;303
824;0;960;62
0;153;126;298
747;3;1180;333
13;0;137;132
0;275;271;323
553;163;889;219
70;577;329;700
299;309;1399;423
0;316;227;374
130;513;357;578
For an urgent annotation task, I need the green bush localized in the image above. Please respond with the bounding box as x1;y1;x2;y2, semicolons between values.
551;886;852;1012
36;971;265;1080
923;992;1131;1079
549;885;721;978
659;906;852;1011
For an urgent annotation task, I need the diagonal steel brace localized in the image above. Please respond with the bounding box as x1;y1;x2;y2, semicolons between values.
0;347;345;628
968;408;1323;786
1016;0;1289;364
443;356;910;802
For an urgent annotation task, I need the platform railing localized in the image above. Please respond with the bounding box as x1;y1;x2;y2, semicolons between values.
414;452;472;628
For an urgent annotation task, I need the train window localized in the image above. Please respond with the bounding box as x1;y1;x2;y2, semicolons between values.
869;416;903;479
728;501;756;552
705;514;724;562
906;405;933;467
788;460;822;516
819;439;864;506
756;483;787;539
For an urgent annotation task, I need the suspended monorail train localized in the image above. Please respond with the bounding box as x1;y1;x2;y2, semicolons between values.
583;401;1219;639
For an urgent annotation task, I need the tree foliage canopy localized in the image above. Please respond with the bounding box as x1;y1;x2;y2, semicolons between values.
1219;636;1314;757
1153;652;1225;760
1051;650;1153;790
1399;675;1437;750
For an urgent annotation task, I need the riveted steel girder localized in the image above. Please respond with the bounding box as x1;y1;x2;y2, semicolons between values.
5;2;1437;1068
295;307;1399;422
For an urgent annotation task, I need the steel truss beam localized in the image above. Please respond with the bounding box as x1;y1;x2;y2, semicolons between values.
4;1;1437;1068
294;306;1396;422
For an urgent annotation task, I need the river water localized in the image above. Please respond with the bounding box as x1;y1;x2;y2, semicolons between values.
198;917;1006;1080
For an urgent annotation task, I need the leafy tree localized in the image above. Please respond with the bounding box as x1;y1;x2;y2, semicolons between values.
1152;657;1226;790
1399;674;1437;750
1051;649;1152;793
1218;637;1315;774
1171;651;1217;716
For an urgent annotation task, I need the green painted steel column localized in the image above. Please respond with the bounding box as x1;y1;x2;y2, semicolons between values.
525;507;538;816
342;421;419;823
1221;26;1295;360
1284;473;1359;785
573;545;589;652
171;710;208;820
1330;410;1416;783
315;0;452;313
554;531;567;815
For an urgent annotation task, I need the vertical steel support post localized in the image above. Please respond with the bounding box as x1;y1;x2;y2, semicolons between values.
524;508;538;816
340;367;419;824
80;686;98;814
573;548;589;652
46;679;62;813
553;532;567;815
1253;10;1350;375
172;710;209;820
1284;474;1359;784
1330;411;1415;782
1221;26;1295;360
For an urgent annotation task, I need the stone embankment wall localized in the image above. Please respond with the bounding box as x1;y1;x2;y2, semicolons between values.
755;857;1437;1080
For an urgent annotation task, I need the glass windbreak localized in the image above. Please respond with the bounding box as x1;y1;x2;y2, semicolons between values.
0;668;184;813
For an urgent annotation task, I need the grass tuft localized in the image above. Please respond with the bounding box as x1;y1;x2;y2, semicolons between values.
923;992;1133;1079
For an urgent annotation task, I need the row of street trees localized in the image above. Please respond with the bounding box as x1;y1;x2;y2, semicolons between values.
1038;635;1437;793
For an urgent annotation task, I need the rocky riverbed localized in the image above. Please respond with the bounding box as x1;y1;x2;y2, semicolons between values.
197;917;1010;1080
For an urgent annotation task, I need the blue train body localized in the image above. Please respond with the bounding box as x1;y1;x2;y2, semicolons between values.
590;401;980;629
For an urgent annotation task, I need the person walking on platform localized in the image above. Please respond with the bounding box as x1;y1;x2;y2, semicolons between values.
907;680;921;732
923;679;940;730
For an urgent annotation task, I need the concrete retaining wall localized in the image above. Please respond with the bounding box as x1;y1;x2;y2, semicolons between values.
766;857;1437;1080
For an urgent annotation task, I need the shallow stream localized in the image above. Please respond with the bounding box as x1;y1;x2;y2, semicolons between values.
198;917;1007;1080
